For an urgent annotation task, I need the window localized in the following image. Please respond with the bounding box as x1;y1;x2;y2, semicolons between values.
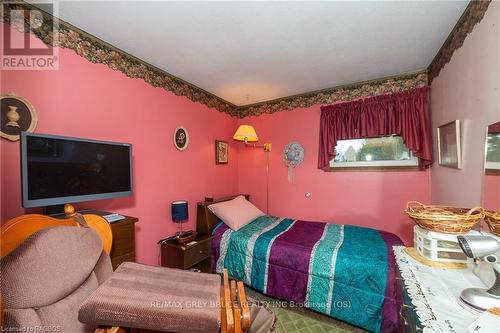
330;136;418;170
486;132;500;173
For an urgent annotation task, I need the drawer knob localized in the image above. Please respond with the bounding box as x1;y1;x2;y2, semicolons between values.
199;250;204;254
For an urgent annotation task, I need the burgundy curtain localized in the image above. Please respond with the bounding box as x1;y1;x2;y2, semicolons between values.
318;86;432;170
489;122;500;133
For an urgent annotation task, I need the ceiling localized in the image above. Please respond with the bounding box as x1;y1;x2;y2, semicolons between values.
38;1;469;106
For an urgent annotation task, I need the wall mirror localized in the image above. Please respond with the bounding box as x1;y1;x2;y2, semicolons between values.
482;121;500;235
485;122;500;176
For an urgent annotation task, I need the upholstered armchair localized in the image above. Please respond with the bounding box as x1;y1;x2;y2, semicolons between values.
1;225;114;332
0;206;122;332
0;206;274;333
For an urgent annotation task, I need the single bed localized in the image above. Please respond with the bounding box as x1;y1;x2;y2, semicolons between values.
197;195;403;333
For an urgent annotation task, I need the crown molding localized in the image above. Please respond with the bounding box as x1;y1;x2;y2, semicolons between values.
1;1;239;116
3;1;455;119
427;0;491;83
236;71;428;117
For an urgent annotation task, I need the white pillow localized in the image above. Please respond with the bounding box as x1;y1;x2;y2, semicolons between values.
208;195;264;231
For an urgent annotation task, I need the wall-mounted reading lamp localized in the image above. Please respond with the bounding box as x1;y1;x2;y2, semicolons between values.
233;125;271;214
233;125;271;152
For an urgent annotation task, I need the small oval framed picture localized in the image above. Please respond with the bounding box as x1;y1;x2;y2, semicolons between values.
1;93;38;141
174;126;189;151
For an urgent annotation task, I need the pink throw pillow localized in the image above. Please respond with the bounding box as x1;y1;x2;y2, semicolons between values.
208;196;264;231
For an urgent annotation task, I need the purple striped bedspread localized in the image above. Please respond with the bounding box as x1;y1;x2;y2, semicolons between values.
211;216;403;333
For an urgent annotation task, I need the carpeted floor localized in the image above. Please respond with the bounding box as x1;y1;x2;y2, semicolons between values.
246;288;367;333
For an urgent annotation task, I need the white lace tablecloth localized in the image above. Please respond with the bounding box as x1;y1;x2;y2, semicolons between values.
394;246;486;333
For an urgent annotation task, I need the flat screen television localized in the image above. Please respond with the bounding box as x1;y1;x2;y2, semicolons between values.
21;132;133;208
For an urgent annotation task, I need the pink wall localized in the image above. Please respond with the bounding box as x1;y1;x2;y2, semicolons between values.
236;106;430;245
430;2;500;208
0;24;238;265
1;21;434;257
483;175;500;211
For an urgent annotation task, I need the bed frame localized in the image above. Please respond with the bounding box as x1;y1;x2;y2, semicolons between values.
196;194;250;234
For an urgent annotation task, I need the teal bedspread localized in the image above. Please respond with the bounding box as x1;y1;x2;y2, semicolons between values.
212;216;402;332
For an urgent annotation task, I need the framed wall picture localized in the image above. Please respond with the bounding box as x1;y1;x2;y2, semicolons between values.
215;140;228;164
173;126;189;151
1;93;38;141
437;120;462;169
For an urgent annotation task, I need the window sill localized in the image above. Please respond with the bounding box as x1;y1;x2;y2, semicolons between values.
327;165;421;172
485;169;500;176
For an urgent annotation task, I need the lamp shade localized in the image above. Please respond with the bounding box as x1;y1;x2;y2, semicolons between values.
233;125;259;142
171;200;188;222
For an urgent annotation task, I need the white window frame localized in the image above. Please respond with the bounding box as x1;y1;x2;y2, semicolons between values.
329;136;419;170
485;132;500;174
485;161;500;170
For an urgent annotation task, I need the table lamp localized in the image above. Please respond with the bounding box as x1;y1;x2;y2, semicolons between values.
171;200;197;243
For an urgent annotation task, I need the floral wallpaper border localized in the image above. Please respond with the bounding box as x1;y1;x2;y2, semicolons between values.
427;0;491;83
1;2;239;117
2;1;489;118
237;72;428;117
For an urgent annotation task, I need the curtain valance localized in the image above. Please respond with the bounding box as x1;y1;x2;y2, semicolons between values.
318;86;432;170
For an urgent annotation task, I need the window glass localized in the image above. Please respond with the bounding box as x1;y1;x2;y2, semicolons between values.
486;132;500;171
330;136;418;168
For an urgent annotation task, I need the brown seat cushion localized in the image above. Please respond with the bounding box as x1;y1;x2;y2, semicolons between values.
1;225;109;309
1;226;113;333
79;262;221;333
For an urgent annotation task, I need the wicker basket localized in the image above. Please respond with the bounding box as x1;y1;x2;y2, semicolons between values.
405;201;483;234
484;210;500;236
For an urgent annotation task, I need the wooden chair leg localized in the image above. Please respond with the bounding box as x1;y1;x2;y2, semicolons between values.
236;281;251;330
230;280;237;303
222;270;235;333
233;307;242;333
222;270;251;333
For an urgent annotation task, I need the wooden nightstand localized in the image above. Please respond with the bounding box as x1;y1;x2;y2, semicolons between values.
396;268;419;332
160;233;212;273
394;247;489;332
109;217;138;270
